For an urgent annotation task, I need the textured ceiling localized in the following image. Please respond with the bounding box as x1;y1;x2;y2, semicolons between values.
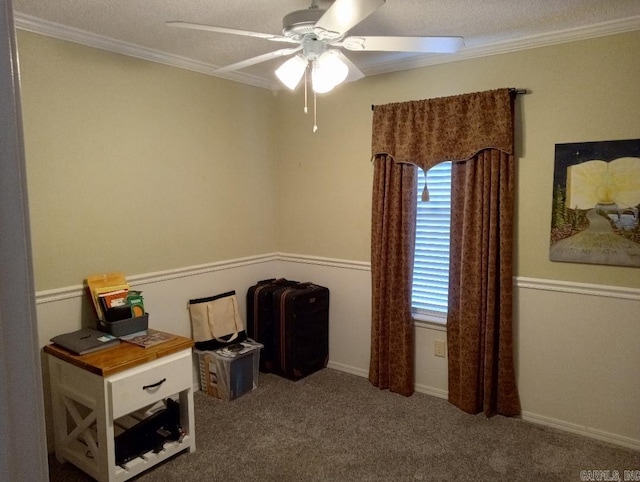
12;0;640;90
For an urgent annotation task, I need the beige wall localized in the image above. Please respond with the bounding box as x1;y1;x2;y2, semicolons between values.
269;32;640;446
19;27;640;449
275;30;640;289
18;31;279;291
20;30;640;292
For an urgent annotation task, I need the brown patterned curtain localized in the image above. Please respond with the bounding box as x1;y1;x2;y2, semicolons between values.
370;88;521;415
369;155;417;396
447;149;520;416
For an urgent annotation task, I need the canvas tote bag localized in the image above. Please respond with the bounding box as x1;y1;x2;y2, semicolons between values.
188;290;247;350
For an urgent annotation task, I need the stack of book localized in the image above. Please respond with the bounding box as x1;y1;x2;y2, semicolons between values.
49;273;175;355
86;272;145;323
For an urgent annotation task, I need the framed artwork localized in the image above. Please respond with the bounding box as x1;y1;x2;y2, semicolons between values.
549;138;640;268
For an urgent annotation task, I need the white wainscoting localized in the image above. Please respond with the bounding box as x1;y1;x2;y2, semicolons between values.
278;253;450;398
514;277;640;451
277;253;373;380
36;255;640;451
36;254;282;451
35;254;281;347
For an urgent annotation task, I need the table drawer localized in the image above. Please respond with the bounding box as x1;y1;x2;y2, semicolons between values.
109;350;192;418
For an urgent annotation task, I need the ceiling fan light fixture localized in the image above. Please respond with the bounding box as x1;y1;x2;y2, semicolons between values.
311;50;349;93
275;54;308;90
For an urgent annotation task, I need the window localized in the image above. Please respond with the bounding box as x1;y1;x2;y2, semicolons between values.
411;161;452;323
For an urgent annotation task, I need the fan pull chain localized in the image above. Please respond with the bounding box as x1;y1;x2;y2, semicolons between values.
301;64;317;133
313;90;318;133
303;67;308;114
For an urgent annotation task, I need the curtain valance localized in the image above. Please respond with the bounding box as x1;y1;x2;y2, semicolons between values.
371;88;514;172
369;87;521;415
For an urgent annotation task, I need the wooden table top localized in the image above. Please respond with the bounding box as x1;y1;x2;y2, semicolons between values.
44;329;194;377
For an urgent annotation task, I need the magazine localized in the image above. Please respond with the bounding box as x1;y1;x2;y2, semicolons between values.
120;330;175;348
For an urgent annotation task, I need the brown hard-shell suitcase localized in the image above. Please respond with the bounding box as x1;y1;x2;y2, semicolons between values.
246;278;298;372
272;282;329;380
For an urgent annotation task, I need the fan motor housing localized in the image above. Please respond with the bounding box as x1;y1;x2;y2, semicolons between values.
282;8;326;38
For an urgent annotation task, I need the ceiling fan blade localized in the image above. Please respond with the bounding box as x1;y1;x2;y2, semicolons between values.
166;21;297;44
342;36;464;53
314;0;385;40
335;51;365;83
214;46;302;73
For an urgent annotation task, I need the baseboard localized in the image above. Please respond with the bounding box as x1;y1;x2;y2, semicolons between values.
327;361;369;378
521;411;640;451
414;383;449;400
329;361;639;451
327;361;449;400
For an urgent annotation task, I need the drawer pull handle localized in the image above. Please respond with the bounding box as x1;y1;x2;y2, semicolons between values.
142;378;166;390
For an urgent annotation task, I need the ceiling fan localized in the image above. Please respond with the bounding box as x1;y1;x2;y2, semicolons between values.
167;0;464;93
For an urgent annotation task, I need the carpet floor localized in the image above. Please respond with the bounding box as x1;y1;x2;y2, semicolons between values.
48;368;639;481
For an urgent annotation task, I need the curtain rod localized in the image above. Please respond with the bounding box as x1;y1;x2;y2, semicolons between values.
371;88;528;111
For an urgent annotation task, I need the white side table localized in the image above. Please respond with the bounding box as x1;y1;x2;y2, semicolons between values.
45;330;196;482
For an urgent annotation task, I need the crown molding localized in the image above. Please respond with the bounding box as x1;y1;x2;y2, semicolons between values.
13;12;640;89
13;12;275;90
361;14;640;76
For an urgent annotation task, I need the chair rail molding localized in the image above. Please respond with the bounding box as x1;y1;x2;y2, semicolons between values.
515;276;640;301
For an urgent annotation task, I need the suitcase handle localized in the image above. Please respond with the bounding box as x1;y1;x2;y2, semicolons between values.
288;282;315;289
273;278;299;285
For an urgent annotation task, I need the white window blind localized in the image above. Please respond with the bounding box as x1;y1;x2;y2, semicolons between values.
412;161;452;318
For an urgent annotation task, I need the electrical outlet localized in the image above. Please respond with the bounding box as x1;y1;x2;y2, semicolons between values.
434;340;446;358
